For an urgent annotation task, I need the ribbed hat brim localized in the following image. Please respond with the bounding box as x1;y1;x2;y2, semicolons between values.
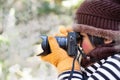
72;24;120;40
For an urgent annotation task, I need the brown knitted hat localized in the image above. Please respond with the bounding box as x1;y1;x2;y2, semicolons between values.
73;0;120;40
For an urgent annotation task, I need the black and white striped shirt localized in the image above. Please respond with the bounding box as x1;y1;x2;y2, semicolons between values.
58;53;120;80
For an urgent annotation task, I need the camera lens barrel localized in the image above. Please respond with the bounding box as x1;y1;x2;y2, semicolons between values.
40;36;67;56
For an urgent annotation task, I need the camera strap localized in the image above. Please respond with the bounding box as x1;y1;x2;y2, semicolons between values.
68;53;77;80
68;46;86;80
78;47;86;58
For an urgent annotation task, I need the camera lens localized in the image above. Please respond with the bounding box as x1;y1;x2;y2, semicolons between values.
40;36;67;56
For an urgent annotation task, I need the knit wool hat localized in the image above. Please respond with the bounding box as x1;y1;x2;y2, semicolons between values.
73;0;120;40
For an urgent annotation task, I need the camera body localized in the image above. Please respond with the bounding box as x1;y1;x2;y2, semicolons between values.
39;32;80;56
67;32;79;56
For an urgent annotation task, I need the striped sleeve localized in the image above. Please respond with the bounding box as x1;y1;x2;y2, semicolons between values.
58;71;83;80
88;54;120;80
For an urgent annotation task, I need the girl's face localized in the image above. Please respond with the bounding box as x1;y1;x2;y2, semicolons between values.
80;33;95;55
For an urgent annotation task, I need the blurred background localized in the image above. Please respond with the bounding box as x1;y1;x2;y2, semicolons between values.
0;0;83;80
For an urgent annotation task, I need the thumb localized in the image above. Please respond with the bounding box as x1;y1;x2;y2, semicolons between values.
48;36;60;52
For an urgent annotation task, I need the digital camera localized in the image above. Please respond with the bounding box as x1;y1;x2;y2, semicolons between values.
39;32;81;56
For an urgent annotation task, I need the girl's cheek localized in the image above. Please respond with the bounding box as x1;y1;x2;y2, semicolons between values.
82;41;91;54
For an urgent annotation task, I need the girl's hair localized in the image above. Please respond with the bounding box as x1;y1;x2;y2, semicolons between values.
81;35;117;67
88;34;104;47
